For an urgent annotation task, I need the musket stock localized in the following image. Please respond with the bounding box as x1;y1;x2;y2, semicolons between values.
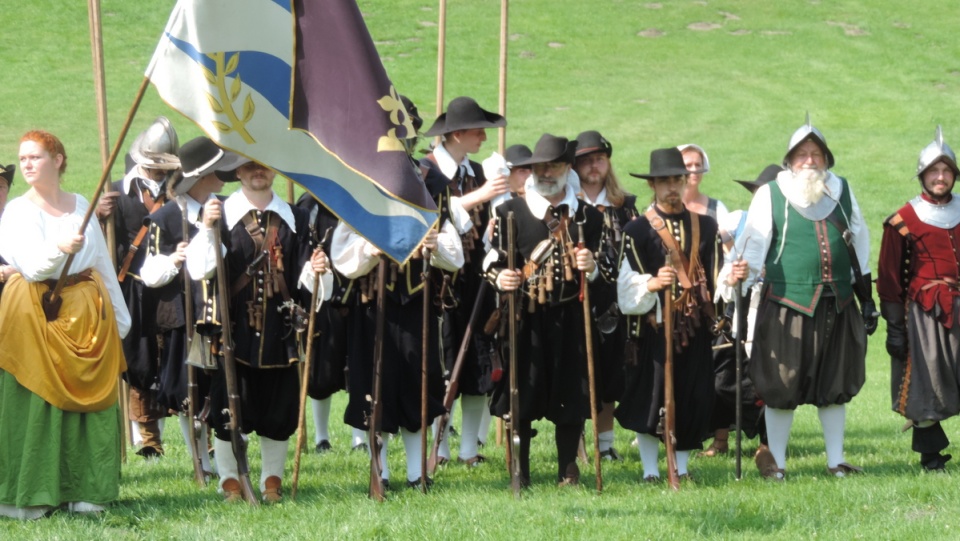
507;212;521;498
663;254;680;492
369;258;387;501
180;198;206;487
213;224;259;506
577;222;602;493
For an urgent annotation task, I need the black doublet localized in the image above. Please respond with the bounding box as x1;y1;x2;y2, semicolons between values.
488;197;604;425
614;206;720;450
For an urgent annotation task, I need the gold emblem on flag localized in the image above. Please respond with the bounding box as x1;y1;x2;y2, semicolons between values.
202;52;256;144
376;86;416;153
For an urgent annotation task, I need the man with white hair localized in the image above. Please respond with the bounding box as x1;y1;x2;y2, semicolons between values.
878;127;960;472
486;133;603;487
727;117;878;479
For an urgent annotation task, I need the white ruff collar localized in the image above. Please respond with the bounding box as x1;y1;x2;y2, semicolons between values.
909;195;960;229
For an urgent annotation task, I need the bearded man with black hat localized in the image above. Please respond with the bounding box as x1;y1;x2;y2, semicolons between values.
139;136;244;479
421;96;508;467
615;147;720;482
878;126;960;472
571;130;639;462
484;133;604;487
185;149;332;502
96;117;182;459
728;117;877;479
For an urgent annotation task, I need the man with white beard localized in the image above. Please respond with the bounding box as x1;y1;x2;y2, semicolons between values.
726;117;878;479
484;133;604;487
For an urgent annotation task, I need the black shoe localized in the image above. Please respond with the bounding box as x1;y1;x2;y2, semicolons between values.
921;452;952;471
380;478;391;491
600;447;622;462
352;442;369;453
406;476;434;489
477;439;485;448
315;440;332;453
136;446;163;459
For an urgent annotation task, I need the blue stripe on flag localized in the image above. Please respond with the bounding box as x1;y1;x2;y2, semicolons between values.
270;0;292;13
166;34;291;117
283;170;435;253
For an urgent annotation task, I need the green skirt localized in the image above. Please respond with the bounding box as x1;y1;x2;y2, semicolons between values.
0;370;121;508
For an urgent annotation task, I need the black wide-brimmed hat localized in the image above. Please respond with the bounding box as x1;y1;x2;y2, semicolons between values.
575;130;613;158
515;134;578;167
0;164;14;186
735;164;783;193
174;137;249;195
504;144;532;168
630;147;699;180
424;96;506;137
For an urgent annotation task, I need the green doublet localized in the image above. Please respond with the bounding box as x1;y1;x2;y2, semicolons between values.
764;177;854;316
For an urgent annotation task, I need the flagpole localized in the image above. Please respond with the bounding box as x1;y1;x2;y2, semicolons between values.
498;0;508;156
87;0;132;461
434;0;447;148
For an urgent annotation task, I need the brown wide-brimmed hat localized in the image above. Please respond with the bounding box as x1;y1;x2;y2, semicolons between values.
735;164;783;193
575;130;612;158
0;164;14;186
515;134;578;167
424;97;506;137
630;147;700;180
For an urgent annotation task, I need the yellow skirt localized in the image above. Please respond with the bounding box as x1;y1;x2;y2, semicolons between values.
0;271;126;412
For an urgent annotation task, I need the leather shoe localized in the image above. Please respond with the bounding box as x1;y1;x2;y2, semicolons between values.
315;440;332;453
457;454;486;467
406;476;434;489
755;444;782;480
262;476;283;503
921;452;952;472
221;478;243;502
557;462;580;487
600;447;623;461
827;462;863;478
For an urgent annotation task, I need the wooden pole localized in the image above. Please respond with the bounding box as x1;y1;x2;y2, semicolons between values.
663;265;680;492
498;0;508;156
434;0;447;148
291;270;322;500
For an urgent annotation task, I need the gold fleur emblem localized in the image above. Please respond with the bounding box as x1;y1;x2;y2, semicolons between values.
376;86;416;153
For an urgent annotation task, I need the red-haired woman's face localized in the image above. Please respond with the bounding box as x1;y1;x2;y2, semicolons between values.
19;140;63;186
20;130;67;175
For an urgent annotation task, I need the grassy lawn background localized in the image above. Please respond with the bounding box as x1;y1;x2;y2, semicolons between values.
2;0;960;538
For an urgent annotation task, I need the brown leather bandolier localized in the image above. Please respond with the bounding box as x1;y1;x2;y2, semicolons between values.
117;193;166;282
231;212;295;333
644;208;714;351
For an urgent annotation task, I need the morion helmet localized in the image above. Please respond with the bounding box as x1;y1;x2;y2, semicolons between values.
129;116;180;169
783;112;835;169
917;125;960;178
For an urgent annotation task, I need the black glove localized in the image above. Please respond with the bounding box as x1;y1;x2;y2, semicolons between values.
880;301;907;360
861;298;879;336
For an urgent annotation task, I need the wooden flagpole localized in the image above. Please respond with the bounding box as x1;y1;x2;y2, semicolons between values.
434;0;447;148
498;0;508;156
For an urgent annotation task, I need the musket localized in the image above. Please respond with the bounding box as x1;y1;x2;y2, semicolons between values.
428;279;492;475
213;223;259;506
577;221;602;493
663;250;680;492
292;228;332;500
369;257;388;501
507;211;521;498
733;267;745;481
180;196;206;487
420;243;431;494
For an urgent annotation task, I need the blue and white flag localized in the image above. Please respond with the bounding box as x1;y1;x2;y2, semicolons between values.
147;0;437;263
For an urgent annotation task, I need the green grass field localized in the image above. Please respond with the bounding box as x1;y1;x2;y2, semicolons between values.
3;0;960;539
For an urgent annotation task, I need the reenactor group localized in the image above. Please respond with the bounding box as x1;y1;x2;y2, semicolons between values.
3;99;960;515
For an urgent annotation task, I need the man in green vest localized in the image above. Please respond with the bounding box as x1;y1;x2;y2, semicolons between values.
726;117;878;480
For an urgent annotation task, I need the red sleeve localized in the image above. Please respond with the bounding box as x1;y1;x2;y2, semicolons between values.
876;220;906;303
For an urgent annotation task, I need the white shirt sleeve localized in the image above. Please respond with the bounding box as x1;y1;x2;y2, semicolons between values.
847;186;871;277
736;185;774;293
447;196;475;236
617;257;659;316
297;263;334;301
184;225;222;280
430;219;464;272
140;251;181;288
330;222;381;279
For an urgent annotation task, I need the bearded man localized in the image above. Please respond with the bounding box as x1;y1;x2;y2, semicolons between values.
573;130;639;461
729;117;878;479
485;133;603;487
878;127;960;472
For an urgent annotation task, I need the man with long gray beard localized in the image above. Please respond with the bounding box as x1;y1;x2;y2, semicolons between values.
727;117;878;479
484;133;603;487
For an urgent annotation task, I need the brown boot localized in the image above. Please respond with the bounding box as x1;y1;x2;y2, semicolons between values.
222;478;242;502
263;476;283;503
698;431;730;458
558;462;580;487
